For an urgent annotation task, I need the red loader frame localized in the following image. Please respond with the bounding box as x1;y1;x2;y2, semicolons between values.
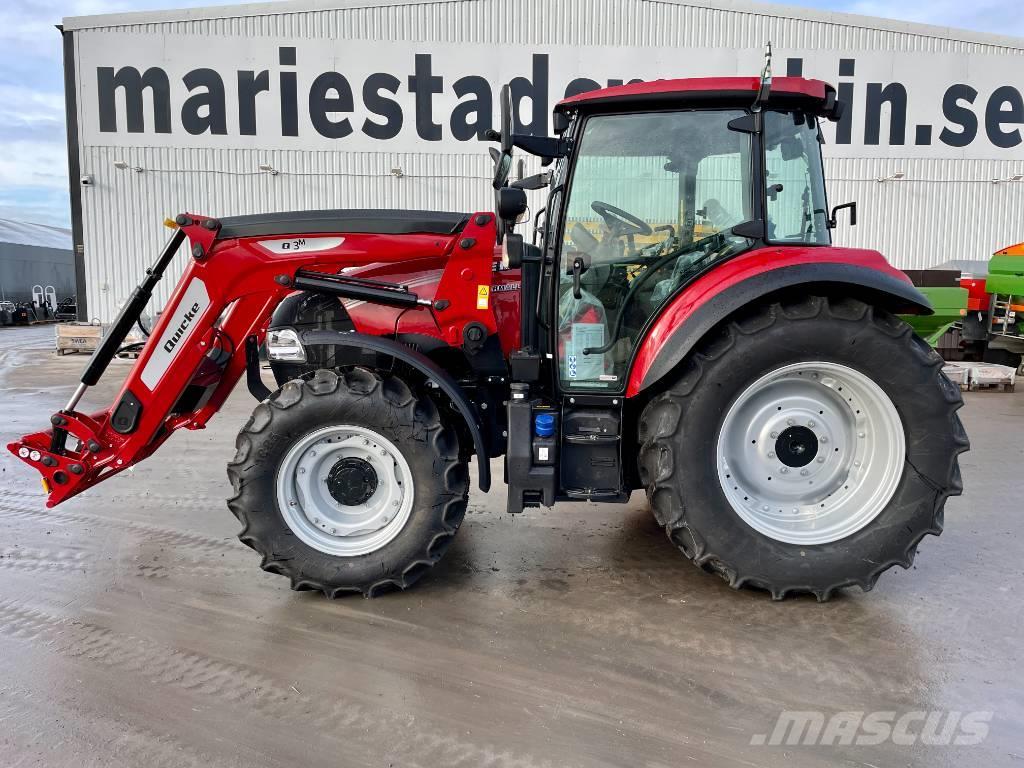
9;212;498;507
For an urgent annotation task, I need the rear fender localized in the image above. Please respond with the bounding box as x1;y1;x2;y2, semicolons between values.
627;247;932;397
298;330;491;492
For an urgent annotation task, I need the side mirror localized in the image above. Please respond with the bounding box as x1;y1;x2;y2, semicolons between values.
496;187;528;222
492;151;513;190
552;110;570;135
829;201;858;228
502;233;524;268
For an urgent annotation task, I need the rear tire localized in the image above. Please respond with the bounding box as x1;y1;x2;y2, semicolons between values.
638;296;968;600
227;368;468;597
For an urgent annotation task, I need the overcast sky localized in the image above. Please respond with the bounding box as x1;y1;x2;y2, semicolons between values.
1;0;1021;228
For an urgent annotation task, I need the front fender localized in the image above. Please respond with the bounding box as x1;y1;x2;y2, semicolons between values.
298;330;491;492
627;246;931;397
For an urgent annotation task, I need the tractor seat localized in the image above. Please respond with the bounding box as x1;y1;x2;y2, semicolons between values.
217;209;470;240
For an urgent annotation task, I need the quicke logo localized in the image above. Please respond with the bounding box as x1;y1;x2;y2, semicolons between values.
163;302;201;353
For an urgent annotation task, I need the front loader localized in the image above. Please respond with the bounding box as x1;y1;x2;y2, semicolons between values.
9;71;968;600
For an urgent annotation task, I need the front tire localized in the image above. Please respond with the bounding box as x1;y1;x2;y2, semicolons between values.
228;368;469;597
638;296;969;600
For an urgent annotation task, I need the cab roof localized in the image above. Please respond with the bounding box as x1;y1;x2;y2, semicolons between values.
556;76;838;116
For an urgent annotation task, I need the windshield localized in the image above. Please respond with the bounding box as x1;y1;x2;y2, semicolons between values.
764;111;830;244
556;109;754;389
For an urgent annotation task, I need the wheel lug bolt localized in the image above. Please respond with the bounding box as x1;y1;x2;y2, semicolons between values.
816;456;825;463
800;469;809;476
770;431;778;439
298;467;306;474
819;436;828;443
289;500;296;506
854;461;861;467
808;420;816;428
858;432;865;438
380;449;387;456
780;467;789;474
762;505;769;511
363;439;370;446
767;452;775;459
786;419;795;426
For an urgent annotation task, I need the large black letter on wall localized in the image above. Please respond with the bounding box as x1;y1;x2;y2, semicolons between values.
362;73;403;140
450;76;492;141
181;68;227;135
309;72;354;139
280;47;299;137
986;86;1024;148
238;70;270;136
408;54;443;141
939;84;978;148
510;54;549;135
97;66;171;133
563;78;601;100
864;82;907;145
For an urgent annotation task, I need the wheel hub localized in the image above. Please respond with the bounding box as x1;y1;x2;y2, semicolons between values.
716;361;905;545
327;458;378;506
275;425;414;557
775;425;818;467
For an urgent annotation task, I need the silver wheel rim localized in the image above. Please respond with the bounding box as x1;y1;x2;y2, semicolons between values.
716;361;905;545
275;425;414;557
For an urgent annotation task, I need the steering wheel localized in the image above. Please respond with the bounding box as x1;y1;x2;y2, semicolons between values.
591;201;653;237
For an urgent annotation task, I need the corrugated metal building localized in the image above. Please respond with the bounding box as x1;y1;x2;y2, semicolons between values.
0;219;75;305
60;0;1024;322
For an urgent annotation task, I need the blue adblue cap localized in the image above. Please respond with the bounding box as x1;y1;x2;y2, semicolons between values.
534;412;556;437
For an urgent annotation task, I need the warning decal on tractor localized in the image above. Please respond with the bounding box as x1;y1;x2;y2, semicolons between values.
476;285;490;310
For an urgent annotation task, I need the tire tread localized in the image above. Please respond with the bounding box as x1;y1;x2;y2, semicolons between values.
638;295;968;601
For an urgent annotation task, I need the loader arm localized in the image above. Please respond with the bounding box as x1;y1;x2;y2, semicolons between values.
8;212;498;507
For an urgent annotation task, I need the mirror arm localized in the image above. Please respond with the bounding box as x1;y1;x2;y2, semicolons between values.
828;201;858;229
511;134;571;159
511;172;552;191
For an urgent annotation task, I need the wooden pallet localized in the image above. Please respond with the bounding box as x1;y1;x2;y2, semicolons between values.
944;361;1017;392
968;380;1015;392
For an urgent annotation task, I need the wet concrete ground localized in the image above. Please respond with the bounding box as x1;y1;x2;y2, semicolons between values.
0;324;1021;767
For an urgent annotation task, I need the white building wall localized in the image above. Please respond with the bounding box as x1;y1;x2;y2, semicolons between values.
65;0;1024;323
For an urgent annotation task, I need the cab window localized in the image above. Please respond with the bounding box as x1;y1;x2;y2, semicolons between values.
557;110;754;389
764;111;830;245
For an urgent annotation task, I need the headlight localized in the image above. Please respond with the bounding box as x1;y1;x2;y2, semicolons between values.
266;328;306;363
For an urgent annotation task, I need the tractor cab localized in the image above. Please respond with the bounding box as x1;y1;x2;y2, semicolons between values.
494;76;852;512
496;77;844;388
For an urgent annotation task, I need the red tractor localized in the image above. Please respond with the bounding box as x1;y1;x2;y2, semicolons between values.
9;74;967;600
